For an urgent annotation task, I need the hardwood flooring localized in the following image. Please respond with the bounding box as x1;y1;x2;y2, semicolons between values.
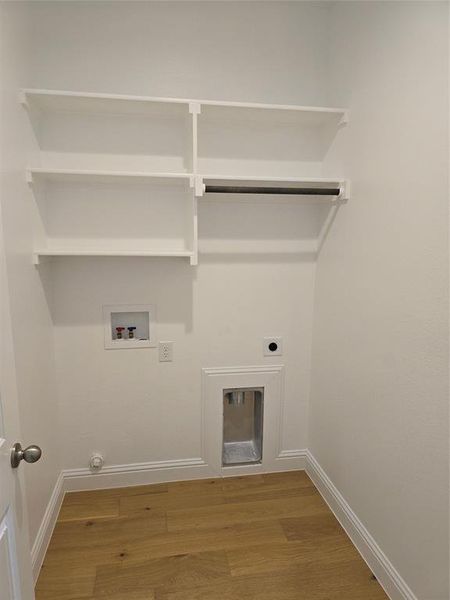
35;471;388;600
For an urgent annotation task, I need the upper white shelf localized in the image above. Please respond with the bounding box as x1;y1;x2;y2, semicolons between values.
20;88;348;123
34;249;194;259
199;103;347;129
27;168;193;187
20;89;190;117
200;174;344;184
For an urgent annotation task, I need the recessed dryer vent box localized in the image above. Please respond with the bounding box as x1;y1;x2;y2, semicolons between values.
103;304;156;349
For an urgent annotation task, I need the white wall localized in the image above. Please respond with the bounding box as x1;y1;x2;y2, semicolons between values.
28;1;330;105
0;2;60;549
27;1;331;470
310;3;449;599
50;251;316;468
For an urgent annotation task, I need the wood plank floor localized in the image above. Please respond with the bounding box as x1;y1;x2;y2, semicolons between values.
36;471;389;600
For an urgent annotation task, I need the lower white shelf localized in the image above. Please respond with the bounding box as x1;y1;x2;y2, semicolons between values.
33;249;196;265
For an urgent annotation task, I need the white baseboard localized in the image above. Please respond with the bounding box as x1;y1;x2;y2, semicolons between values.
275;448;308;468
30;471;65;585
62;450;308;490
277;448;307;460
63;457;211;492
305;450;417;600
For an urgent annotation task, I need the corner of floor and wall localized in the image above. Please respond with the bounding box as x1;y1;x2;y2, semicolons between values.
1;2;448;600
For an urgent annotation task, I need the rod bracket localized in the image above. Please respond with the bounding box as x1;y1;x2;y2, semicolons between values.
337;180;350;201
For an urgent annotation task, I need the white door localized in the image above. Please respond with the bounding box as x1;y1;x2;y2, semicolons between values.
0;202;35;599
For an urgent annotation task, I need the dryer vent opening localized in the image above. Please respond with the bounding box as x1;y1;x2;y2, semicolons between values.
222;388;264;466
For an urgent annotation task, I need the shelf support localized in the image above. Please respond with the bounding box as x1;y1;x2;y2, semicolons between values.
195;176;205;197
189;102;201;115
18;90;28;109
339;110;350;127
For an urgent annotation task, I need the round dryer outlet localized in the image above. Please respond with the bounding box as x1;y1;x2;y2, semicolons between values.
263;337;283;356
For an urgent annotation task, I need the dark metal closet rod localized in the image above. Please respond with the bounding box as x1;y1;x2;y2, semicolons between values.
204;185;341;196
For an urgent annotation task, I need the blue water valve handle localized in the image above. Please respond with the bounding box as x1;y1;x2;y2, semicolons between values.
127;326;137;339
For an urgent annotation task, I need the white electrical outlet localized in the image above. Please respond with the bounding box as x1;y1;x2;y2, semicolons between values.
263;337;283;356
159;341;174;362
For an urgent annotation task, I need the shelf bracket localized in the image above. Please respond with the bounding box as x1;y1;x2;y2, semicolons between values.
18;90;28;109
339;110;350;127
195;176;205;197
189;102;201;115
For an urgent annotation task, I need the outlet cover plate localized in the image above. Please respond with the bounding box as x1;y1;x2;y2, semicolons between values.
159;341;174;362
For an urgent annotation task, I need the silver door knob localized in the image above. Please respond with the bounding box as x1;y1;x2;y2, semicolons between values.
11;443;42;469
